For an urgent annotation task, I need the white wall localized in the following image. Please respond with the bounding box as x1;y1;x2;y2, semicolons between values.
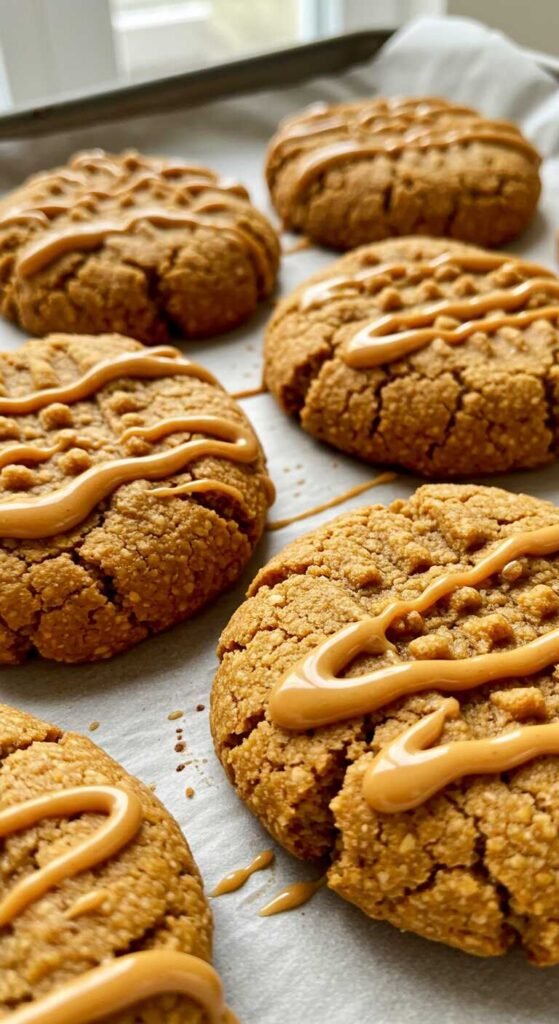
447;0;559;56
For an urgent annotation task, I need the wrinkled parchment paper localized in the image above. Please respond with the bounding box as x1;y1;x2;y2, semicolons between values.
1;16;559;1023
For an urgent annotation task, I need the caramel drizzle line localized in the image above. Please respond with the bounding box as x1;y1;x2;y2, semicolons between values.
267;472;396;532
0;440;62;470
0;782;237;1023
269;521;559;811
300;251;556;311
363;697;559;813
16;206;275;293
0;785;142;926
258;878;325;917
289;129;540;200
0;416;258;539
268;98;482;162
0;346;217;415
6;950;238;1024
212;849;275;896
230;384;268;400
345;282;559;369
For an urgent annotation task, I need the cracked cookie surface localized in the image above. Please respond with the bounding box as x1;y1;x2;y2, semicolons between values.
265;97;541;249
211;483;559;963
0;701;212;1022
0;149;280;342
264;236;559;477
0;333;272;664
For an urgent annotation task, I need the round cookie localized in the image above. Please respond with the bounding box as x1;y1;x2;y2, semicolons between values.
212;483;559;964
0;333;274;664
266;96;541;250
264;236;559;477
0;701;229;1022
0;148;280;342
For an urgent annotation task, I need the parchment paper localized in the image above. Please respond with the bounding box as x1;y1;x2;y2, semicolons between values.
1;16;559;1023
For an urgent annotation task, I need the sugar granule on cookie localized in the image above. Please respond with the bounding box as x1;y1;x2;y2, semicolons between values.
266;97;541;250
0;701;238;1023
212;483;559;963
264;237;559;477
0;148;280;342
0;333;274;664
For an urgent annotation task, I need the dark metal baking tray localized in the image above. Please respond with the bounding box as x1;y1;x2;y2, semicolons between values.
0;29;393;140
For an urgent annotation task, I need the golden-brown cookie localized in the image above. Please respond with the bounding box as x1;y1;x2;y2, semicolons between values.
264;237;559;477
0;701;236;1023
0;149;280;342
212;483;559;963
266;97;541;249
0;333;274;664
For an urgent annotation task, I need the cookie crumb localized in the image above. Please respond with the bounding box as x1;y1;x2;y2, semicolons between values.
176;763;186;772
490;687;547;720
168;710;184;721
185;787;195;798
88;720;100;732
175;741;186;752
196;704;205;712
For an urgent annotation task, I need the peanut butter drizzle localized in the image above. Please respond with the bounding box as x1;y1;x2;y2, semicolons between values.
152;478;246;506
1;781;237;1023
269;521;559;811
300;251;556;310
267;472;396;531
16;205;273;291
64;889;108;920
212;849;275;896
363;696;559;813
0;785;142;926
6;950;238;1024
346;299;559;369
0;440;62;470
259;878;325;917
230;384;268;399
0;209;50;229
0;416;258;539
289;126;540;199
0;346;216;416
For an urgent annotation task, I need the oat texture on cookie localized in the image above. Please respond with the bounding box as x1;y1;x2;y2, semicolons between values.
211;483;559;964
0;702;220;1023
0;333;273;664
0;149;280;341
266;97;541;249
264;237;559;477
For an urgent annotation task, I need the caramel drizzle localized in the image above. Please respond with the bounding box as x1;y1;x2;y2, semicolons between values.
269;521;559;811
0;416;258;539
345;282;559;369
283;112;539;198
0;782;236;1023
212;849;274;896
6;950;238;1024
268;98;481;161
16;207;272;289
363;697;559;813
300;251;556;310
258;878;325;917
0;785;142;926
0;346;217;415
267;472;396;532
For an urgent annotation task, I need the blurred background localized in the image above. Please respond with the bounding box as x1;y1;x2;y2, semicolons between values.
0;0;556;113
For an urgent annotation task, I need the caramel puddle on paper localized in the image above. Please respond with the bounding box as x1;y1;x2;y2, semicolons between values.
230;384;268;400
212;849;275;897
259;877;325;917
267;472;397;531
